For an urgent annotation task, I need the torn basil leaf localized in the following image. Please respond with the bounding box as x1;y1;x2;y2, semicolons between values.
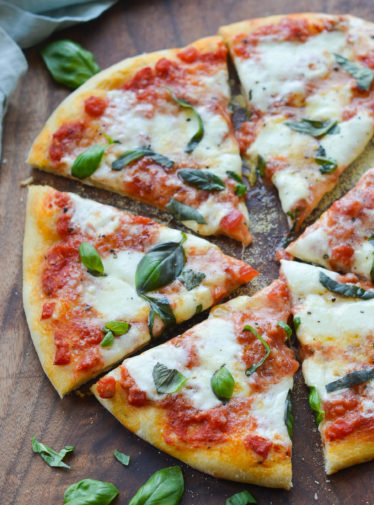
64;479;119;505
226;490;257;505
315;145;337;174
41;40;100;89
166;198;207;224
326;369;374;393
178;169;224;191
285;118;338;137
153;362;187;394
277;321;292;342
243;325;271;376
100;330;114;347
334;53;374;91
142;294;176;338
114;450;130;466
308;386;324;425
79;242;106;277
32;436;74;469
195;304;203;315
368;234;374;245
211;365;235;403
104;321;131;336
128;466;184;505
71;145;106;179
257;154;266;177
168;90;204;153
112;145;174;171
294;316;301;331
226;171;248;196
319;271;374;300
284;390;294;438
179;269;206;290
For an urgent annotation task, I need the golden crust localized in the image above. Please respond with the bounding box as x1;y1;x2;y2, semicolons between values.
324;429;374;474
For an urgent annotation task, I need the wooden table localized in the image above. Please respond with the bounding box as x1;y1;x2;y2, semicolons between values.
2;1;374;504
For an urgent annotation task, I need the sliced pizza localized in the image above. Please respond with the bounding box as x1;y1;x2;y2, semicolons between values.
284;167;374;281
281;259;374;474
27;36;251;245
23;185;257;397
92;280;298;489
220;13;374;229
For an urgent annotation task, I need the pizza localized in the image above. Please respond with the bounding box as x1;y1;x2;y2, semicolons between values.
27;36;252;245
281;259;374;474
23;185;257;397
284;167;374;281
92;280;298;489
220;13;374;230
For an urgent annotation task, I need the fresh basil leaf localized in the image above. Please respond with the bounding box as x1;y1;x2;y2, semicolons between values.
128;466;184;505
142;295;176;339
226;171;243;183
319;271;374;299
32;436;74;469
257;154;266;177
226;490;257;505
105;321;131;336
41;40;100;89
285;118;338;137
326;369;374;393
112;146;174;171
334;53;374;91
226;171;248;196
71;145;106;179
114;449;130;466
79;242;106;276
284;390;294;438
294;316;301;331
178;269;206;291
195;304;203;315
308;386;324;425
368;234;374;245
101;330;114;347
64;478;119;505
153;362;187;394
178;169;224;191
166;198;207;224
315;146;337;174
168;90;204;153
211;365;235;403
243;325;271;376
277;321;292;342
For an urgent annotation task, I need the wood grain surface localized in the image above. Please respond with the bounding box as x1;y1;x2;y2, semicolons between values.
1;1;374;504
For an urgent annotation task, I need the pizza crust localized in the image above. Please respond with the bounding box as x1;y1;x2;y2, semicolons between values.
324;429;374;474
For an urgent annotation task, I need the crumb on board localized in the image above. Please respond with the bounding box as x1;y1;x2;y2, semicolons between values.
75;390;86;398
20;176;34;187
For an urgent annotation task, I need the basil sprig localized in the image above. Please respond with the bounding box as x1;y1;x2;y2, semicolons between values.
319;271;374;299
284;390;294;438
243;325;271;376
112;146;174;171
101;321;131;348
277;321;292;343
326;369;374;393
334;53;374;91
79;242;106;277
101;330;114;347
64;479;119;505
178;169;224;191
32;436;74;469
71;135;118;179
285;118;338;137
211;365;235;403
168;90;204;153
166;198;207;224
128;466;184;505
315;146;337;174
40;40;100;89
308;386;325;425
153;362;187;394
257;154;266;177
226;171;248;196
114;449;130;466
178;269;206;290
226;490;257;505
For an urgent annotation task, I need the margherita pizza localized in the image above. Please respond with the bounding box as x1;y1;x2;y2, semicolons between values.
92;280;298;489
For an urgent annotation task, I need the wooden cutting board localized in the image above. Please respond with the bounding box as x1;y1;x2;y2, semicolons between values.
1;1;374;504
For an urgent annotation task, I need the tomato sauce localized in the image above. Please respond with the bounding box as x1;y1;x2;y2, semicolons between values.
120;366;148;406
97;376;116;398
84;96;107;117
244;434;273;459
49;121;86;163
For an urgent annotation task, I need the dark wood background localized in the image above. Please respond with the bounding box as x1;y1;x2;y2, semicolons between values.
2;1;374;504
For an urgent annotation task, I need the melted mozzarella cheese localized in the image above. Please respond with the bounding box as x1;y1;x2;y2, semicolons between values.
305;84;352;121
352;240;374;278
272;170;311;213
287;227;330;267
70;193;121;236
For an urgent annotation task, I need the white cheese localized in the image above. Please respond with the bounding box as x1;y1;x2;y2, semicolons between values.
302;359;349;402
305;84;352;121
352;240;374;278
287;227;330;267
70;193;121;236
272;169;310;214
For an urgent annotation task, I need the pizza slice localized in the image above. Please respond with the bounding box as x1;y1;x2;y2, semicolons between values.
23;185;257;397
220;14;374;230
281;259;374;474
284;167;374;281
27;36;251;245
92;280;298;489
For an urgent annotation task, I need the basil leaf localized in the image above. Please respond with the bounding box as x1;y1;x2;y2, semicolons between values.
79;242;106;276
277;321;292;342
105;321;131;336
226;171;248;196
243;325;271;376
112;146;174;171
142;295;176;339
101;330;114;347
71;145;106;179
226;170;243;183
195;304;203;315
285;118;338;137
178;169;224;191
64;478;119;505
368;234;374;245
315;145;337;174
294;316;301;331
284;390;294;438
334;53;374;91
128;466;184;505
166;198;207;224
114;449;130;466
308;386;325;425
136;240;185;294
326;369;374;393
168;90;204;153
153;362;187;394
40;40;100;89
178;269;206;290
32;436;74;469
211;365;235;403
257;154;266;177
319;271;374;299
226;490;257;505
